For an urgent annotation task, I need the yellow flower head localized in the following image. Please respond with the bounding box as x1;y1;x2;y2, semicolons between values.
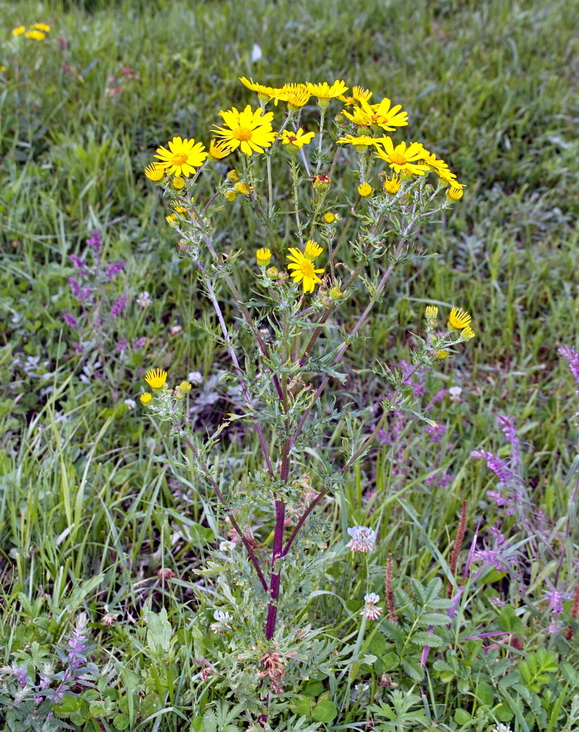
11;26;26;36
420;148;451;175
226;169;239;182
358;182;373;198
287;248;324;293
434;349;448;360
166;214;178;226
140;393;153;405
154;137;208;177
239;76;279;100
144;162;165;182
448;307;472;331
375;138;429;176
234;181;251;195
339;85;373;106
425;306;439;320
208;139;232;161
279;128;315;149
145;368;168;390
213;105;276;155
337;134;377;149
446;186;464;202
343;98;408;131
274;83;311;110
304;240;323;260
461;326;476;340
172;176;185;190
224;190;237;201
312;174;331;192
383;174;401;194
33;23;51;32
173;205;188;214
256;248;272;267
323;212;337;224
177;381;192;393
329;286;343;300
306;80;348;103
437;167;464;188
25;30;45;41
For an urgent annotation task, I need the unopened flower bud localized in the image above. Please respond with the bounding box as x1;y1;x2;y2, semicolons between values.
446;186;464;202
425;306;438;319
226;170;240;182
312;174;331;193
140;393;153;405
224;190;237;201
358;182;373;198
234;181;251;195
172;177;185;190
329;287;343;300
256;248;272;267
177;381;192;392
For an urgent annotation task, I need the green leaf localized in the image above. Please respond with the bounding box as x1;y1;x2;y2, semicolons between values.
411;631;443;647
401;657;424;682
475;681;494;707
146;607;172;655
498;606;524;633
293;696;313;716
454;709;471;724
113;714;130;730
302;680;324;697
311;700;338;723
381;651;400;671
420;612;450;626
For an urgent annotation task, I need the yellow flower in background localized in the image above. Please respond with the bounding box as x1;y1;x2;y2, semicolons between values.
279;128;315;149
304;240;323;260
446;186;464;202
256;248;272;266
383;175;401;194
339;86;373;106
323;212;337;224
166;214;178;225
11;26;26;36
33;23;51;32
208;139;232;160
358;182;373;197
375;138;429;176
434;349;448;360
144;162;165;182
307;80;348;103
224;190;237;201
274;83;310;110
239;76;279;100
425;306;439;319
213;105;276;155
145;368;168;390
140;393;153;405
448;307;472;331
343;98;408;131
461;326;476;340
177;381;192;392
155;137;208;177
25;30;45;40
287;248;324;293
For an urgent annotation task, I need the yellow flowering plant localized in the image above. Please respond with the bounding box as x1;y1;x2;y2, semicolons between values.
141;77;473;710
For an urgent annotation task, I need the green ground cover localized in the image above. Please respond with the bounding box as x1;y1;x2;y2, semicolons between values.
0;0;577;729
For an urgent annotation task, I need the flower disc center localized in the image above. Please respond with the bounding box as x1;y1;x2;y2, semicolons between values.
390;152;407;165
171;153;188;165
233;127;253;141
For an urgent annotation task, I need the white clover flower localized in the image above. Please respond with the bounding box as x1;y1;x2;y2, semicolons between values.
361;593;382;620
137;291;152;308
449;386;463;402
219;540;236;552
187;371;203;385
124;398;136;410
346;526;377;553
492;725;512;732
210;609;232;633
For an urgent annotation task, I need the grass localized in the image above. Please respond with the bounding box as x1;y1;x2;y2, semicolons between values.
0;0;577;729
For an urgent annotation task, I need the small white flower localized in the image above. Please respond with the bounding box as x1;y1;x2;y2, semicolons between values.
449;386;463;402
251;43;262;62
137;291;151;308
361;593;382;621
169;324;182;335
188;371;203;385
210;609;232;633
492;725;512;732
346;526;377;553
219;540;236;552
124;398;136;410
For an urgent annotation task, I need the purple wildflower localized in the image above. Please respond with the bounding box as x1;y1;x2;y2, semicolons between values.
105;260;125;281
71;342;84;354
133;336;147;349
497;415;520;464
559;346;579;393
68;277;91;301
116;337;128;353
69;254;87;271
110;295;127;317
471;449;517;487
87;229;102;251
427;423;447;444
425;388;448;410
13;665;28;688
61;312;79;329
